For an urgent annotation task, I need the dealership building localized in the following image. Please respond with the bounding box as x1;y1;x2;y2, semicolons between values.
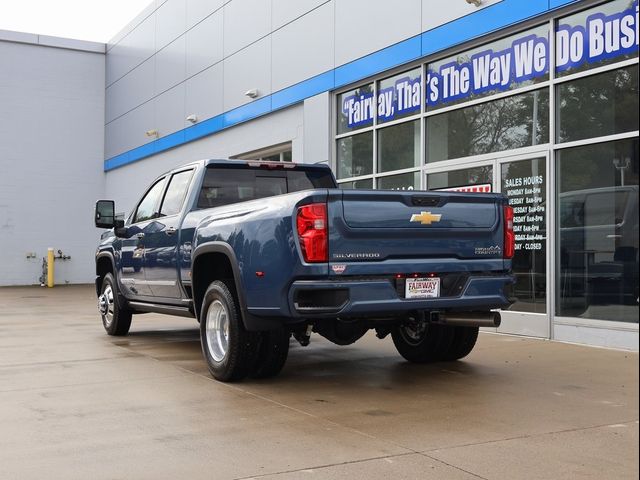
0;0;638;349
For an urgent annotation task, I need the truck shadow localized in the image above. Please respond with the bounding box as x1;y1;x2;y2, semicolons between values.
110;327;502;394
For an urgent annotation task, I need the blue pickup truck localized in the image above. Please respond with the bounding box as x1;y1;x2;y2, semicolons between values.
94;159;515;381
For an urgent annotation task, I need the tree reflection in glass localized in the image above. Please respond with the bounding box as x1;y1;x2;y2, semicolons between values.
427;89;549;163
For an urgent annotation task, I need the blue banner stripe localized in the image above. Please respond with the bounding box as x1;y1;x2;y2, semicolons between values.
421;0;549;57
184;114;224;143
272;70;335;110
550;0;581;9
104;0;588;171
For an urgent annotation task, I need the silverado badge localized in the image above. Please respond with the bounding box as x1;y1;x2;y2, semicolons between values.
410;211;442;225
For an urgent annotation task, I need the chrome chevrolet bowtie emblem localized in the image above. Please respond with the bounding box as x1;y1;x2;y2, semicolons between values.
410;211;442;225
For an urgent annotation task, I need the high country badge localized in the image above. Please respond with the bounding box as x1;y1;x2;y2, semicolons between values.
410;211;442;225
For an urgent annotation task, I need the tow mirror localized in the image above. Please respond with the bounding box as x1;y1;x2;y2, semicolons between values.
95;200;116;228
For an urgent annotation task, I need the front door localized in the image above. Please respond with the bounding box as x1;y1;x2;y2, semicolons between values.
119;221;152;298
119;176;167;299
426;151;550;338
143;169;194;299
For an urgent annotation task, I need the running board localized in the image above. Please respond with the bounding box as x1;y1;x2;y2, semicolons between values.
128;301;195;318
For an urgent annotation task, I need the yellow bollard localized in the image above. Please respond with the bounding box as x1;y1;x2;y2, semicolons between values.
47;248;54;288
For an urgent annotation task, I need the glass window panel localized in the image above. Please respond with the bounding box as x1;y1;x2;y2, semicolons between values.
427;165;493;191
337;83;374;134
160;170;193;217
426;88;549;163
557;65;639;143
377;68;421;123
134;178;166;224
338;179;373;189
377;120;421;173
501;157;547;314
197;168;335;209
555;0;639;77
377;172;420;190
262;153;281;162
557;138;639;323
427;24;549;111
336;131;373;179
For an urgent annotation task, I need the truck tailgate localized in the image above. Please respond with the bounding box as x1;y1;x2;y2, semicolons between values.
330;190;507;266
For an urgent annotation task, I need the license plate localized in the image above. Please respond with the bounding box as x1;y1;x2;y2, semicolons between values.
405;277;440;299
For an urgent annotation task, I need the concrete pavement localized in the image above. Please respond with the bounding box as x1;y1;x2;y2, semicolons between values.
0;285;637;479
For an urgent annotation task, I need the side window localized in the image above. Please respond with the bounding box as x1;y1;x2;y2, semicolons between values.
160;170;194;217
133;178;166;224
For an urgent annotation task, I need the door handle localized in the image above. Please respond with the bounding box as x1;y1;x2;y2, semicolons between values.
166;227;177;236
136;232;145;239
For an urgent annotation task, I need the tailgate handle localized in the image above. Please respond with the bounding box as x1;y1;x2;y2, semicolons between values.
411;196;440;207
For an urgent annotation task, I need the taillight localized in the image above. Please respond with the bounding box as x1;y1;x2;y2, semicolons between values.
504;205;515;259
296;203;328;263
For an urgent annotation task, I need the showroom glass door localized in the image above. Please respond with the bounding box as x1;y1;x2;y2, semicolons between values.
426;152;550;338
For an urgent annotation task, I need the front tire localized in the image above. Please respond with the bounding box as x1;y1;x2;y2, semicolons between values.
98;272;132;336
200;281;259;382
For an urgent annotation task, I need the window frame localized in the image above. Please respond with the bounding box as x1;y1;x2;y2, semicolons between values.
158;168;195;218
331;0;639;333
130;176;167;225
332;3;639;190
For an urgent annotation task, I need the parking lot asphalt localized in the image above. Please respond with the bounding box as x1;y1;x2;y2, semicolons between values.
0;285;637;480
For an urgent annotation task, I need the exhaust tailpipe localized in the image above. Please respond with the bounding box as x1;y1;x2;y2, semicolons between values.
432;311;501;328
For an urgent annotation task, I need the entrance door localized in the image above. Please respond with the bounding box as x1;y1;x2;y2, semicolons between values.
426;151;550;338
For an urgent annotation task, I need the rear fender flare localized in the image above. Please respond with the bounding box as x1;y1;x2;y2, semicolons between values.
192;242;282;331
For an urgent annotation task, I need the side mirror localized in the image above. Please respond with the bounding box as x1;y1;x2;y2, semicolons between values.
114;214;127;238
95;200;116;228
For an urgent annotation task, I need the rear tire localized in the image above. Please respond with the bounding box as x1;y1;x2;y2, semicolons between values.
251;328;290;379
440;326;479;361
98;273;132;336
200;280;260;382
391;321;448;363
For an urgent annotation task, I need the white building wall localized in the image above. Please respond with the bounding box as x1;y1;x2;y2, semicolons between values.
0;33;105;286
103;0;503;162
105;104;304;215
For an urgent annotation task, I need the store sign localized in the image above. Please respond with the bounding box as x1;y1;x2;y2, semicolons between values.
341;75;421;128
377;76;421;121
341;1;638;127
556;2;639;71
425;1;638;107
427;33;549;106
503;171;545;252
341;91;374;128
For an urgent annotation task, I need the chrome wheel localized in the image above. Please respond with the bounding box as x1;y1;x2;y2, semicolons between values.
99;285;115;327
206;300;229;362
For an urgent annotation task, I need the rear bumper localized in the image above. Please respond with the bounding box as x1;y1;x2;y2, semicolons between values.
287;274;515;319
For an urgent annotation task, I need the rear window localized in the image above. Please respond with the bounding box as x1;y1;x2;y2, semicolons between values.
197;167;335;209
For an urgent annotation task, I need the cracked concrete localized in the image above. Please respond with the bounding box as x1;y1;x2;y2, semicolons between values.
0;285;637;479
